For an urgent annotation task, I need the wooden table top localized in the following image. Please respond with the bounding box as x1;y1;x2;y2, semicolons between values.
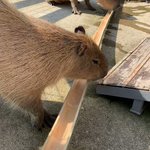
102;37;150;91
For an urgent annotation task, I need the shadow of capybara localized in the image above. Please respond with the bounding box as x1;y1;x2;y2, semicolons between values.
0;0;108;129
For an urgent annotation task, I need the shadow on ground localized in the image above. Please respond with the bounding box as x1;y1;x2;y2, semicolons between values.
14;0;106;23
0;99;62;150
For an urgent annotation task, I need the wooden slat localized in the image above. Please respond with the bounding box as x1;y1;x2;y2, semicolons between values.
43;79;87;150
127;58;150;90
123;55;150;86
103;37;150;89
42;10;114;150
101;38;147;82
93;11;114;45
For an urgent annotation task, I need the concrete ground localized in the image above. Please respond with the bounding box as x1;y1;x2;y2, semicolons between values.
0;0;150;150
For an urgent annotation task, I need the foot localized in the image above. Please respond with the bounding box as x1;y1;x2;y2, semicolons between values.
46;0;57;5
72;7;82;15
32;110;57;130
43;110;57;127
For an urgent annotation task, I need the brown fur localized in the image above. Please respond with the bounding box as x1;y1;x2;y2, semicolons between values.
0;0;108;128
97;0;119;10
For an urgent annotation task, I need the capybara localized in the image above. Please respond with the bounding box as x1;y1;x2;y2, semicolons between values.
97;0;119;10
46;0;95;14
0;0;108;129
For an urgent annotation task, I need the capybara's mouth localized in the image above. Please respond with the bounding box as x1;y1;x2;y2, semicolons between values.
87;75;106;82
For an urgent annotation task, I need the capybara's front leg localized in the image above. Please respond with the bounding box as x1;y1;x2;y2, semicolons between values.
70;0;81;14
19;96;57;130
30;100;57;130
46;0;57;5
43;110;57;128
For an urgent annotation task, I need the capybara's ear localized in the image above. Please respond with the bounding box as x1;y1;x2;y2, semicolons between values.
76;42;87;56
74;26;86;34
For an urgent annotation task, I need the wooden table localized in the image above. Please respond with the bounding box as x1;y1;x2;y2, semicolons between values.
96;37;150;115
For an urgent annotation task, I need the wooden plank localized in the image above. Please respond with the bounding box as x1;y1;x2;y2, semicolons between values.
93;11;114;45
123;55;150;87
100;38;147;83
42;11;114;150
43;79;87;150
127;58;150;90
103;38;150;88
103;38;150;86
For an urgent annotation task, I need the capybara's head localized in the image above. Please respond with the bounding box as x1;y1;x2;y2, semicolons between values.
65;26;108;81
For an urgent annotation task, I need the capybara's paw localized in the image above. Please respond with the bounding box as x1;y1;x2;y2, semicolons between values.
72;8;82;15
32;119;44;131
31;110;57;130
46;0;57;5
44;110;57;127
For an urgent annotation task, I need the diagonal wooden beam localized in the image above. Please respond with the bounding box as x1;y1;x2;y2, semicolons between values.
42;10;114;150
93;11;114;46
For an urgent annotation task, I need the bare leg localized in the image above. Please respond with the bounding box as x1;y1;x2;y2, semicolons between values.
18;96;56;130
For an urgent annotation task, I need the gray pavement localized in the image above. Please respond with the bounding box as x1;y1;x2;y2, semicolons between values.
0;0;150;150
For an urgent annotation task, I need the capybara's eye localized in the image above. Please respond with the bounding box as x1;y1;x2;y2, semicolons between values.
92;59;99;65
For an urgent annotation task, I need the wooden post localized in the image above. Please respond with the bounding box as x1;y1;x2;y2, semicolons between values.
42;10;114;150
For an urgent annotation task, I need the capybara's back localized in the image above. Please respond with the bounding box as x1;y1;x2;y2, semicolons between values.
0;0;108;129
97;0;119;10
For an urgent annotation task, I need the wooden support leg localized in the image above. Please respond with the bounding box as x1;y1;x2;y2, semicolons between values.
130;99;144;115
